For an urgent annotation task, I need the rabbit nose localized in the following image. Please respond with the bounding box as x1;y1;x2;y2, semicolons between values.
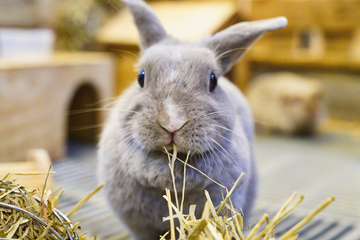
159;99;188;133
159;118;188;133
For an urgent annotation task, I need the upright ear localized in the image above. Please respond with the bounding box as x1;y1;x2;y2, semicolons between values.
205;17;287;75
123;0;168;49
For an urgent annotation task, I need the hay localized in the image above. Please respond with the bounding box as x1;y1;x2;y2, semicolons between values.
162;146;334;240
0;172;101;239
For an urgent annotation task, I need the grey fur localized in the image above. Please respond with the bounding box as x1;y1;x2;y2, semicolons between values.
123;0;168;49
98;1;287;239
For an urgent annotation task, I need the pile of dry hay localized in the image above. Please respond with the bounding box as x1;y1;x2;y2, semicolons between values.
162;146;334;240
0;172;101;240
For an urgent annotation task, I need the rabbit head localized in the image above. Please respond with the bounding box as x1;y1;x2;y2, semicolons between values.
121;0;287;154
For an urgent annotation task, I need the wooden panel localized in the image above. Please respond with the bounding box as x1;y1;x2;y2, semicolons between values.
246;35;360;71
96;0;237;46
0;51;114;70
248;48;360;71
237;0;360;33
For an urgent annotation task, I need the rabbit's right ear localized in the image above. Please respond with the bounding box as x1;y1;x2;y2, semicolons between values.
205;17;287;75
124;0;168;49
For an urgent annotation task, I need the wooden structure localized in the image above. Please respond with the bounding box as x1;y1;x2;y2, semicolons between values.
0;0;58;27
0;149;54;191
0;52;115;162
235;0;360;85
96;0;239;94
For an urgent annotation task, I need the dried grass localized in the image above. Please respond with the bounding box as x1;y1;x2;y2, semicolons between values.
0;170;102;239
162;145;334;240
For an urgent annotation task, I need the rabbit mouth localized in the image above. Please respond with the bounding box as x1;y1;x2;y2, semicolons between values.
162;136;182;152
159;124;187;150
164;142;174;151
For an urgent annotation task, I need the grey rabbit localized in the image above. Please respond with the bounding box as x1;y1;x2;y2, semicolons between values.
98;1;287;239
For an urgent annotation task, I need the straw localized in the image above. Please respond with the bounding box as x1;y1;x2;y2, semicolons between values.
162;146;334;240
0;173;101;239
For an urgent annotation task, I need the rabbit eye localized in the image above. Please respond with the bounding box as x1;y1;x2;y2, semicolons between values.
138;69;145;88
209;72;217;92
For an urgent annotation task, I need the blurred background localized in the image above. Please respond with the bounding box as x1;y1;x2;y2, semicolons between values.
0;0;359;239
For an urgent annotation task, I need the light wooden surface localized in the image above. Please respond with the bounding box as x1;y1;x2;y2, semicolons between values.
0;149;54;191
0;51;114;70
247;37;360;70
0;52;115;162
240;43;360;86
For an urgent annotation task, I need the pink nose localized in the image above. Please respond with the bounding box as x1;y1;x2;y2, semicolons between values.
159;119;187;133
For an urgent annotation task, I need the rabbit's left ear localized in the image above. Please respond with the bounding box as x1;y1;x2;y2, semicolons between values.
205;17;287;75
124;0;168;49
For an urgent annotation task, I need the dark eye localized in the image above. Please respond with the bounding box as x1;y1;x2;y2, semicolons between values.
209;72;217;92
138;69;145;88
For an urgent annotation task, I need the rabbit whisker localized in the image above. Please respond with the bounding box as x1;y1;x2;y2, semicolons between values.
204;111;225;117
108;48;140;59
83;96;119;108
69;123;105;131
207;141;228;182
215;47;252;61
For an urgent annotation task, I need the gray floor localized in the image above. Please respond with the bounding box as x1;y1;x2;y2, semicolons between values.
53;132;360;239
255;133;360;220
